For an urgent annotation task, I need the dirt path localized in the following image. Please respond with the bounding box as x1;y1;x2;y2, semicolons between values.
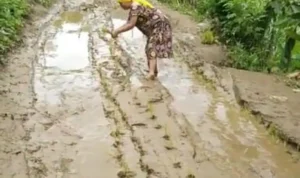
0;0;300;177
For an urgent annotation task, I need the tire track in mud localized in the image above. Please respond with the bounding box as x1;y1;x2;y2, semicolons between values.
93;16;235;177
0;1;69;177
93;31;156;177
19;3;121;178
91;33;142;178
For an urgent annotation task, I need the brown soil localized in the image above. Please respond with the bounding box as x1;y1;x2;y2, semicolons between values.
230;69;300;147
0;0;300;178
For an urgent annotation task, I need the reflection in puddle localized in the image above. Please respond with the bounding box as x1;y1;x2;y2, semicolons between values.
43;11;89;71
53;11;83;28
33;11;119;176
110;17;300;178
35;11;94;107
42;27;89;71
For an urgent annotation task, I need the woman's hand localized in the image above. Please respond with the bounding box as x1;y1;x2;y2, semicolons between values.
111;30;119;38
110;17;137;38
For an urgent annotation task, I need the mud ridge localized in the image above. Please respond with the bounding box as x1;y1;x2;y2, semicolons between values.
184;47;300;152
94;29;155;177
94;27;219;177
99;30;244;178
174;34;300;151
207;63;300;152
97;55;155;178
232;79;300;152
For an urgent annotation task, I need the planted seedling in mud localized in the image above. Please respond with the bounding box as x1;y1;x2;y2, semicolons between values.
134;101;141;106
154;124;162;129
186;174;196;178
131;123;147;127
140;163;154;175
165;144;176;150
147;102;156;120
161;125;176;150
101;27;110;34
173;162;182;169
131;136;146;156
114;152;123;161
113;138;123;148
117;167;136;178
162;126;170;140
201;30;216;45
164;141;176;151
267;123;285;143
111;130;125;138
100;75;118;104
103;106;114;118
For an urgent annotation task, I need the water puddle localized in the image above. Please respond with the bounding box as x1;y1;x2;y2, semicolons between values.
109;16;300;178
158;59;212;120
30;10;122;177
42;28;89;71
35;13;92;106
53;11;84;28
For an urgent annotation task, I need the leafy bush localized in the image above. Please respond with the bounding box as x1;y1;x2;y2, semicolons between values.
0;0;54;63
0;0;28;56
201;30;215;44
159;0;300;72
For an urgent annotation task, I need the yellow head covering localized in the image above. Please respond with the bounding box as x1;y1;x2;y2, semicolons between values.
117;0;154;8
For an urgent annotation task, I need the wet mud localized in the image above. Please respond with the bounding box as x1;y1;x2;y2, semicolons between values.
0;0;300;177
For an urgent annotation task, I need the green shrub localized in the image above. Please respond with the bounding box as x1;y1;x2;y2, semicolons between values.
201;30;215;44
158;0;300;73
0;0;29;55
0;0;55;63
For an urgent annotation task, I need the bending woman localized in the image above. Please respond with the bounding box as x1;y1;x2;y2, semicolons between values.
111;0;173;80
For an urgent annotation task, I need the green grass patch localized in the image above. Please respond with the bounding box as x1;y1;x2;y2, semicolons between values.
0;0;29;56
0;0;54;63
201;30;215;44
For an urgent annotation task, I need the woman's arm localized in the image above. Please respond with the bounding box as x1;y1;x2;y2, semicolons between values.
114;15;138;35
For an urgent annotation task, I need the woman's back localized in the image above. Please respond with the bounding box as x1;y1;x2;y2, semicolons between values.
128;4;167;36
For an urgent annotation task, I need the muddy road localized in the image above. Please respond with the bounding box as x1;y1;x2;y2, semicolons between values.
0;0;300;177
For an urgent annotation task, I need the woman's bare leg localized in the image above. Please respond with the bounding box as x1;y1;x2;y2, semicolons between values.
154;64;158;77
147;57;157;80
147;60;158;76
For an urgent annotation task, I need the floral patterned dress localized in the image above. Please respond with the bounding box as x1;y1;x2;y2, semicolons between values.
128;4;173;59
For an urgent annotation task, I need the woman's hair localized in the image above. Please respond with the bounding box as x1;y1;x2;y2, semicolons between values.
117;0;154;8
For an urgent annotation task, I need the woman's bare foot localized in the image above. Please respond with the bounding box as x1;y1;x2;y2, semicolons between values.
146;73;156;80
144;68;158;74
144;69;158;77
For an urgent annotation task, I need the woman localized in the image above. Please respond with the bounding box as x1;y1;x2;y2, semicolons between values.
111;0;173;80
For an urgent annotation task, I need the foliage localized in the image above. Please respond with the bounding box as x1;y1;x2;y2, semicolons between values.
201;30;215;44
0;0;53;63
0;0;28;56
158;0;300;73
